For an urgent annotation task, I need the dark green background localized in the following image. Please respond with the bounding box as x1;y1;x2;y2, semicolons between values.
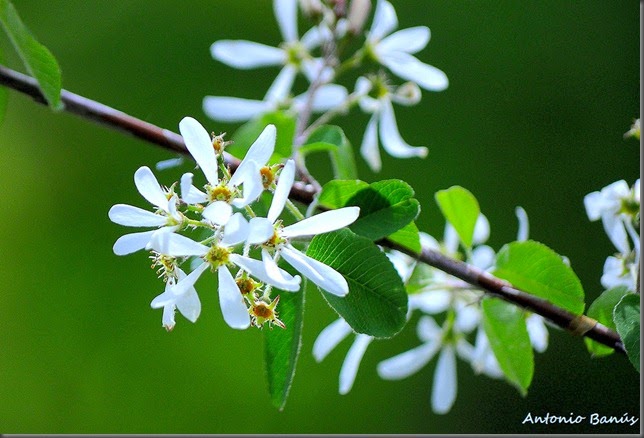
0;0;639;434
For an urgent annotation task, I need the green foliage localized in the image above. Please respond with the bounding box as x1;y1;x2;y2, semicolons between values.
493;240;585;315
301;125;358;179
481;298;534;395
0;0;62;110
584;286;631;357
435;186;480;249
230;111;295;162
0;46;6;123
306;229;408;338
318;179;420;242
387;221;422;254
613;294;640;372
263;280;305;410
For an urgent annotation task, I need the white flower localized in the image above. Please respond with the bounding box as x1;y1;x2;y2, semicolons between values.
356;76;427;172
584;179;640;255
600;254;637;291
366;0;448;92
148;212;301;330
377;315;471;414
312;318;374;394
108;166;183;255
246;159;360;296
178;117;275;224
210;0;325;90
150;268;201;331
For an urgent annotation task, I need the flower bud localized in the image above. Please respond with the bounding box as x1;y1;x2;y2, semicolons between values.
348;0;371;35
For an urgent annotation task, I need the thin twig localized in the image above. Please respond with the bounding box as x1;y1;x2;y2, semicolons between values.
0;64;625;354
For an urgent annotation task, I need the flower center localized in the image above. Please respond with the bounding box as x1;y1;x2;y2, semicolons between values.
260;166;275;189
236;277;258;295
203;244;231;269
207;184;233;203
250;296;285;329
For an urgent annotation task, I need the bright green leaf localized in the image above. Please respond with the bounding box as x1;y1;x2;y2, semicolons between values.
584;286;631;357
302;125;358;179
264;276;305;410
306;229;408;338
482;298;534;395
0;0;63;110
317;179;369;210
230;111;295;162
405;262;436;295
387;220;421;254
435;186;480;248
493;240;585;315
613;294;640;372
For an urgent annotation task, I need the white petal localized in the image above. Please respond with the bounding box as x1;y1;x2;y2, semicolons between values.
134;166;168;210
222;213;250;246
168;263;209;297
301;25;325;49
602;213;630;254
312;318;353;362
378;26;429;55
176;289;201;323
368;0;398;42
108;204;166;227
113;230;156;255
379;99;428;159
443;224;459;255
218;266;251;330
202;201;233;226
409;290;451;314
148;232;209;257
274;0;298;43
155;156;184;171
268;159;295;223
261;249;301;293
470;245;495;270
417;315;442;342
210;40;285;68
360;113;382;172
355;76;373;96
583;191;604;221
230;254;301;291
526;314;549;353
454;302;480;333
473;214;490;244
179;117;219;186
180;173;208;204
264;65;296;103
294;84;348;113
377;340;440;380
282;207;360;238
339;335;373;395
381;51;448;91
162;304;176;329
431;346;457;414
203;96;272;123
234;124;277;184
246;217;274;245
281;245;348;296
515;206;529;241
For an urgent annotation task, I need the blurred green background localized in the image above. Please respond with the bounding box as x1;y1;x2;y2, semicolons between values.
0;0;639;434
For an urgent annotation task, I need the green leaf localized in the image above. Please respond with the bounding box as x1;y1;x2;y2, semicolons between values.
317;179;420;242
481;298;534;395
306;229;408;338
0;0;62;110
613;293;640;372
435;186;480;248
301;125;358;179
584;286;631;357
317;179;369;210
493;240;585;315
387;220;421;254
230;111;295;162
264;278;305;410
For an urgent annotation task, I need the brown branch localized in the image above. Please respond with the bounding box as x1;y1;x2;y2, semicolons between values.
0;64;625;354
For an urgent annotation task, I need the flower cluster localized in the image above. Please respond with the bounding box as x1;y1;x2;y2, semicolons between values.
109;117;359;331
203;0;447;172
313;207;549;414
584;178;640;292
